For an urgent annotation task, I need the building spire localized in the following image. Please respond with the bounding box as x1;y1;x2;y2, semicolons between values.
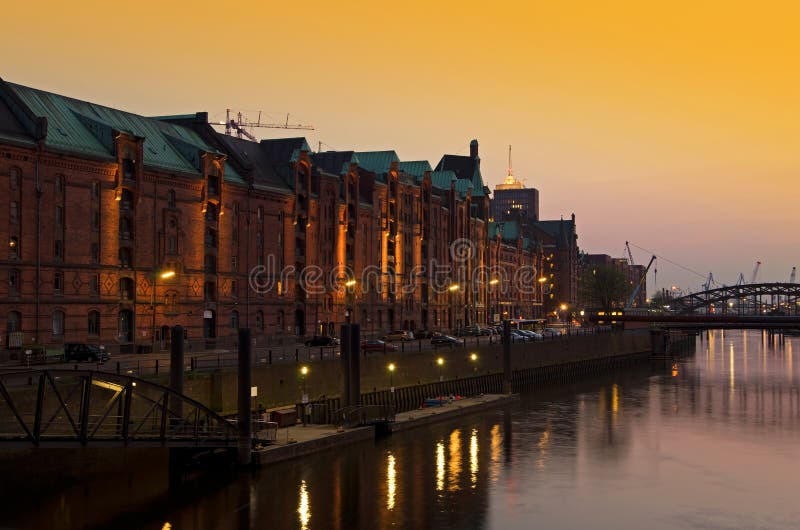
497;143;523;190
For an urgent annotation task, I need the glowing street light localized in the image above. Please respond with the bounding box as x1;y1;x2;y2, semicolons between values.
448;284;460;292
160;270;176;279
437;357;444;381
489;278;500;285
470;352;478;373
345;279;356;288
388;362;396;391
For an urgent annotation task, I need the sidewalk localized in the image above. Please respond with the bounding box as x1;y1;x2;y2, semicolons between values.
252;393;515;466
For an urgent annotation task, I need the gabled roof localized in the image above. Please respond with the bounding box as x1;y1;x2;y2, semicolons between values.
435;153;487;197
259;137;310;164
212;132;290;192
354;150;399;176
0;91;34;147
489;220;521;241
398;160;432;180
312;151;358;176
430;170;456;191
1;81;221;176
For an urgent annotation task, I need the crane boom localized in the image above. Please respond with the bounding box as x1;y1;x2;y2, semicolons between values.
791;267;796;283
222;109;315;140
625;241;635;265
750;261;762;284
626;255;656;308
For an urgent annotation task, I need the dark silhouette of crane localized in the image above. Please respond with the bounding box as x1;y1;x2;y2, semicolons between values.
221;109;314;140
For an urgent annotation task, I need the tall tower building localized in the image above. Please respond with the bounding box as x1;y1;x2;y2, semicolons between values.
490;145;539;223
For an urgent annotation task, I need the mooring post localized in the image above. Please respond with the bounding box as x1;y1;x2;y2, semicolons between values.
238;328;252;466
502;320;512;394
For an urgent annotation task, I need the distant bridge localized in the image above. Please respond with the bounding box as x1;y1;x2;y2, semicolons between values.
0;370;238;448
668;282;800;315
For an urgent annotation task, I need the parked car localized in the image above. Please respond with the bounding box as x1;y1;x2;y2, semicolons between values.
361;339;398;352
431;334;462;346
509;329;530;342
64;343;109;362
517;330;541;341
384;330;414;342
304;335;340;347
479;328;493;336
541;328;562;338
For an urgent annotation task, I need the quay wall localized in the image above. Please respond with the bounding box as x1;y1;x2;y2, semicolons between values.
180;330;652;413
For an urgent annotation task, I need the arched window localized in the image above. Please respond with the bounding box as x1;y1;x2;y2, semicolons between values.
120;189;134;210
167;189;176;208
203;310;216;339
119;247;132;268
231;310;239;330
204;254;216;273
9;268;19;296
204;281;216;302
205;202;218;222
52;310;65;337
7;311;21;333
119;277;135;301
88;310;100;336
118;310;133;342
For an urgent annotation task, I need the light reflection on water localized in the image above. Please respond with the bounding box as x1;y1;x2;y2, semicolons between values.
6;331;800;529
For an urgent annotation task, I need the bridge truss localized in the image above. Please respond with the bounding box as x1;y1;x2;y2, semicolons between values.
669;283;800;315
0;370;238;448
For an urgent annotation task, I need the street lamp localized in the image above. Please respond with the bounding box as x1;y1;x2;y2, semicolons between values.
151;268;176;352
489;278;499;325
300;365;309;427
388;362;396;392
470;352;478;373
437;356;444;381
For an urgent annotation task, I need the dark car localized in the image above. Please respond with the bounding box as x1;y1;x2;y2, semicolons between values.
414;329;435;339
64;343;109;362
361;339;398;352
304;335;340;347
431;334;462;346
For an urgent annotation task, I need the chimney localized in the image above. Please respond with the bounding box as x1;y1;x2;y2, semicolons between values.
469;139;479;159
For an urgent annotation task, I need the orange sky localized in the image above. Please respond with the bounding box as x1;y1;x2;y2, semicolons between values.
3;0;798;293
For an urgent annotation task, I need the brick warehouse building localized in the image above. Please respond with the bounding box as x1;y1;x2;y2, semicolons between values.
2;79;558;356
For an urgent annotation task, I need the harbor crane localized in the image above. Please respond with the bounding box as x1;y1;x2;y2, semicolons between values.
625;241;635;265
790;267;796;283
220;109;314;140
750;261;762;284
626;254;657;308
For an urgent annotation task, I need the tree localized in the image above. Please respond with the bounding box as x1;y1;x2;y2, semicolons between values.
580;266;632;310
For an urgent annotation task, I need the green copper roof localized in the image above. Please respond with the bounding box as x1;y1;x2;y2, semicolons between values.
354;150;399;175
489;220;520;241
430;170;456;190
7;82;219;176
398;160;432;180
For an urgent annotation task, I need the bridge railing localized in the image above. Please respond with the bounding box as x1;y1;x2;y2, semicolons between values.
0;370;238;447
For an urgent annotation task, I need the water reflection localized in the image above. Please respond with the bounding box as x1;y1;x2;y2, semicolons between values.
8;331;800;529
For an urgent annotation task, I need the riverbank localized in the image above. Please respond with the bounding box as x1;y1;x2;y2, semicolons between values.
252;393;516;466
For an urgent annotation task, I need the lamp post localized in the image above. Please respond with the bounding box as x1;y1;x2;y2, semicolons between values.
300;365;309;426
448;284;459;331
345;279;356;324
489;278;499;325
151;269;176;352
437;356;444;382
388;362;396;392
470;352;478;374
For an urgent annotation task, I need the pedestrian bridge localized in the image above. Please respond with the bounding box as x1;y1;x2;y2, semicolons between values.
668;283;800;315
0;370;238;449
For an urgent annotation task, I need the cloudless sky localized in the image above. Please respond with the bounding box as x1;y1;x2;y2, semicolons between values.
3;0;798;294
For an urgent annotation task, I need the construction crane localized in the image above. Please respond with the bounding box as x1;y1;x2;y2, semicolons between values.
702;272;716;291
221;109;314;140
626;255;657;308
790;267;796;283
625;241;635;265
750;261;762;284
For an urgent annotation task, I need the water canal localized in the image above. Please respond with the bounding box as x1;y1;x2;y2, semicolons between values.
6;330;800;529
